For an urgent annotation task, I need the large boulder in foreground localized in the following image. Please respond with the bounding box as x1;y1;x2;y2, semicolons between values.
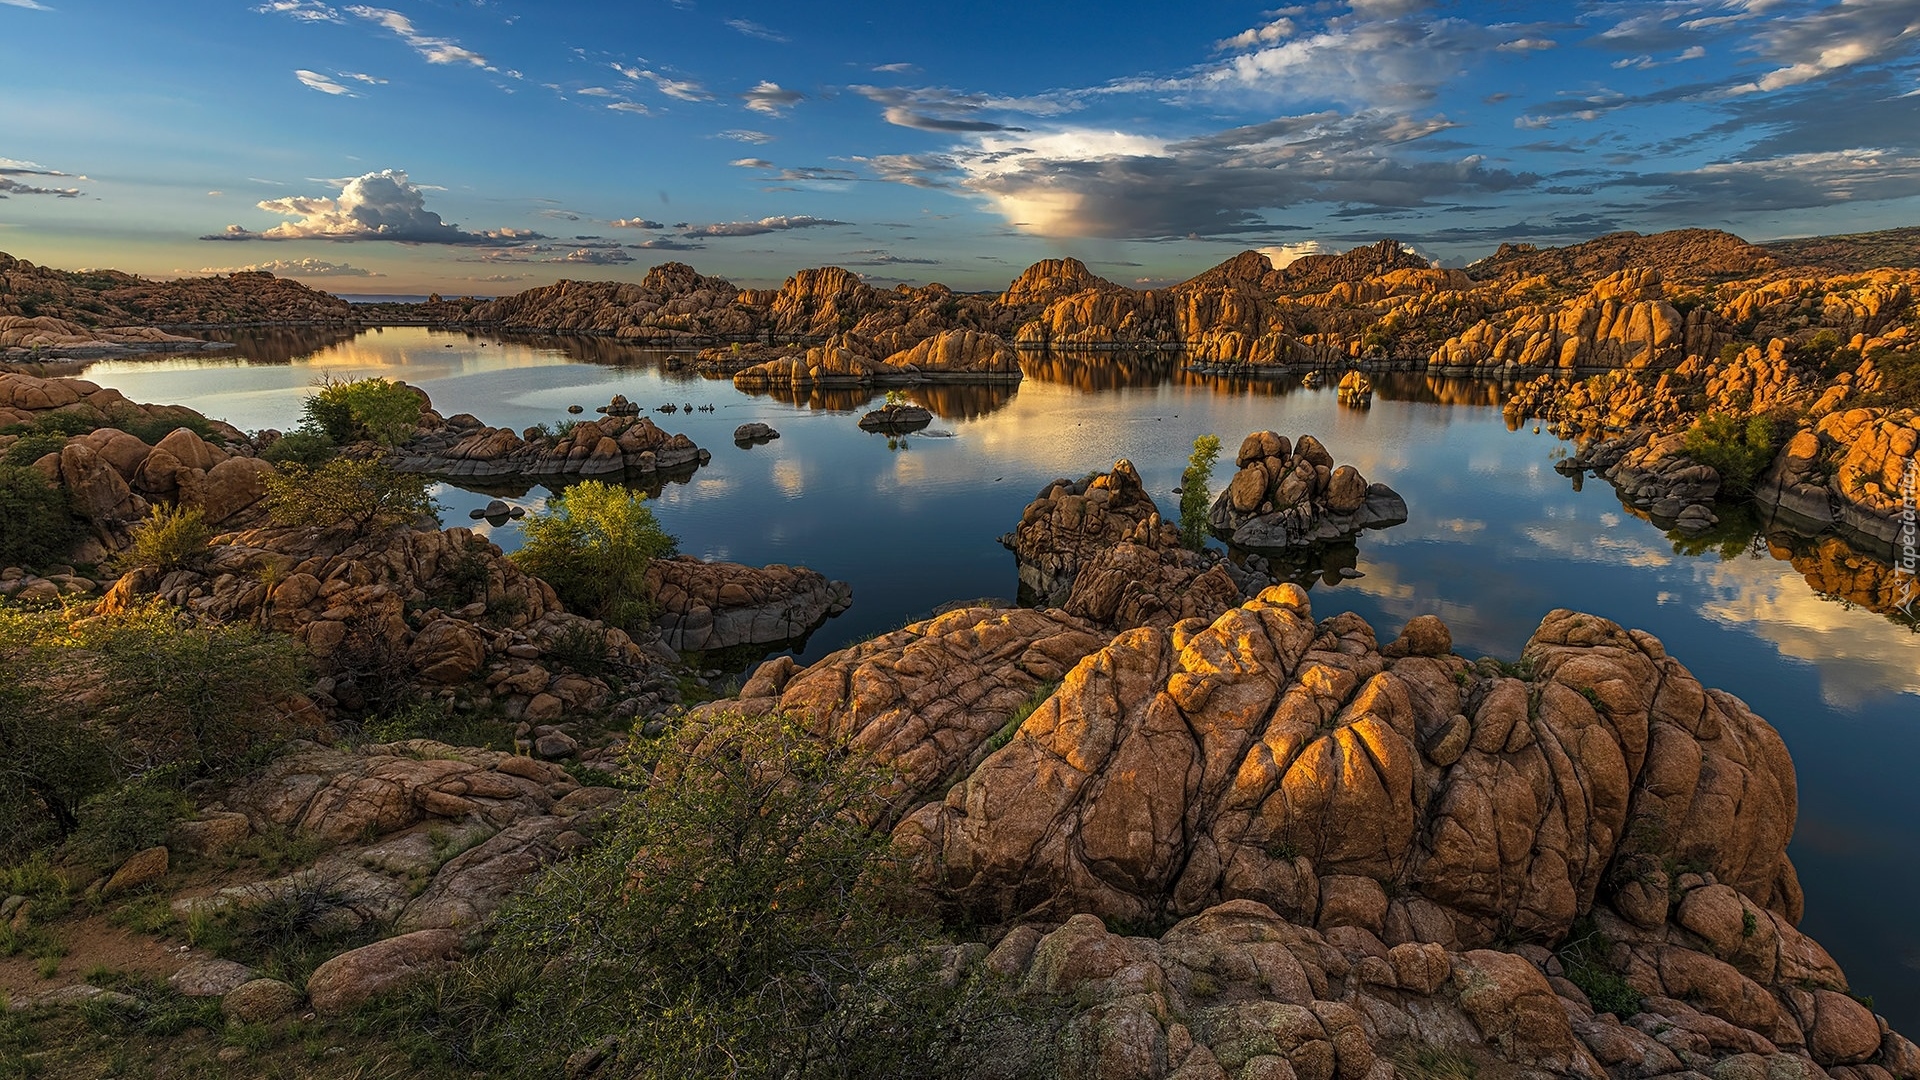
1209;432;1407;552
898;585;1799;943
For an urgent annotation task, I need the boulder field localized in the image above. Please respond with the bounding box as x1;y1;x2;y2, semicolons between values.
713;586;1915;1080
1209;432;1409;553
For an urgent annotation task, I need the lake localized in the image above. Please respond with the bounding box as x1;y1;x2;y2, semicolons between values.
84;326;1920;1027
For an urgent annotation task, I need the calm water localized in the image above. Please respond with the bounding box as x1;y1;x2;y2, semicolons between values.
87;327;1920;1027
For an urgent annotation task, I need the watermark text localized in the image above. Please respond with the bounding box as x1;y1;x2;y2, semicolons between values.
1899;457;1916;618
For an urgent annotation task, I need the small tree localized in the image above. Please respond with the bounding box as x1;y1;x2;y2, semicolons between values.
0;463;83;568
1180;434;1223;550
510;480;675;632
265;458;440;535
301;376;424;446
1682;413;1784;497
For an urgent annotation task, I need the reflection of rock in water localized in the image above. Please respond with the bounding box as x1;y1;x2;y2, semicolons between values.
210;326;367;366
1231;540;1362;589
1655;502;1918;624
904;381;1016;420
739;382;873;412
1018;349;1181;391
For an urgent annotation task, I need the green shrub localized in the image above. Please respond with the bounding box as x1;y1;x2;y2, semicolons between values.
510;480;675;633
478;711;1041;1078
0;464;83;568
1557;916;1643;1018
258;429;336;468
118;503;213;572
986;680;1058;753
1682;412;1786;497
265;457;440;535
1180;434;1222;550
300;376;423;446
2;431;68;466
62;777;194;870
0;603;307;856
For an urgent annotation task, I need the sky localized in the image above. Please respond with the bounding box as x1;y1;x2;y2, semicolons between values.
2;0;1919;295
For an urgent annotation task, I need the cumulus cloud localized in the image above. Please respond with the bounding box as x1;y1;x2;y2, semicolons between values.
345;6;488;67
1728;0;1920;93
203;169;535;244
610;217;665;229
681;215;847;237
741;81;803;115
183;258;381;277
873;110;1531;240
0;158;81;198
725;18;787;42
1257;241;1326;267
556;247;634;264
295;69;355;95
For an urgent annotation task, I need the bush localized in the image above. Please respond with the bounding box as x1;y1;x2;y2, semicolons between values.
62;777;194;870
478;712;1046;1078
1557;916;1643;1018
0;603;307;856
300;377;423;446
118;503;213;572
2;431;68;466
258;429;336;468
264;457;440;535
1682;413;1785;497
0;463;83;568
510;480;675;632
1180;434;1222;550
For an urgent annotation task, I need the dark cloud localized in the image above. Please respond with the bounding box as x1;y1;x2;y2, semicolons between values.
853;85;1038;133
0;158;82;198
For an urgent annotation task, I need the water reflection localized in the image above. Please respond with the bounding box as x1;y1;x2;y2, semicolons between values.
76;327;1920;1025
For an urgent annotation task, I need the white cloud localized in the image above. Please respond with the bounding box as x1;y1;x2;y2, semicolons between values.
295;69;354;95
609;217;665;229
611;64;711;101
1;0;54;10
203;169;534;244
0;158;80;197
718;129;774;143
342;71;385;84
608;101;651;115
254;0;340;21
1497;37;1556;51
726;18;787;42
1216;17;1296;50
872;62;916;73
1257;241;1325;267
682;215;847;237
345;6;488;67
741;80;803;115
182;257;381;277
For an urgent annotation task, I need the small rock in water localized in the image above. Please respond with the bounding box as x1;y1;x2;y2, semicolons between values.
1338;567;1364;579
567;404;584;414
481;499;511;519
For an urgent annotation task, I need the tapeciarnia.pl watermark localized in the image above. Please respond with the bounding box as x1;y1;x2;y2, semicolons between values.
1899;457;1917;618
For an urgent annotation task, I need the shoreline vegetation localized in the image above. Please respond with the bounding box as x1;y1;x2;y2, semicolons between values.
0;227;1916;1078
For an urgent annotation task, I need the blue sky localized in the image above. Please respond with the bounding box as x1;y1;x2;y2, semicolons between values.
3;0;1918;294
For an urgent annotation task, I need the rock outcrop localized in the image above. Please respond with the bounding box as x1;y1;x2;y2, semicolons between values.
386;408;707;480
1209;433;1408;552
1002;460;1182;604
644;556;852;653
0;252;354;331
693;585;1914;1080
